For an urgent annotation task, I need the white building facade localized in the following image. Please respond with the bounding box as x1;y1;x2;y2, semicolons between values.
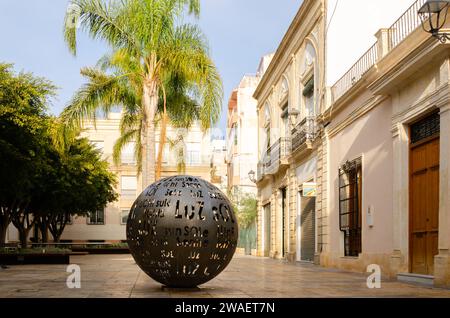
256;0;450;288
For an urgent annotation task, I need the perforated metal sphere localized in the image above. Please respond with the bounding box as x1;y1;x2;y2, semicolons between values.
126;176;238;288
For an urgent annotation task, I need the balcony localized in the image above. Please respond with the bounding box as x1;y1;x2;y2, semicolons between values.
257;138;291;180
331;0;426;102
291;117;318;153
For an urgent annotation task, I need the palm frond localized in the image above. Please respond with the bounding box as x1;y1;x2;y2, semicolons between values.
64;0;140;56
60;67;137;133
159;24;223;130
112;127;139;167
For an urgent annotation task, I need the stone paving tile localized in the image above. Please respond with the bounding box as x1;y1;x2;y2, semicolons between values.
0;254;449;298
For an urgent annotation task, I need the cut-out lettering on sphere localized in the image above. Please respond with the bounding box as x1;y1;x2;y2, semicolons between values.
127;176;239;287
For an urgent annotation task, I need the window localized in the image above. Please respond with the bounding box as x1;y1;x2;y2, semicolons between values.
120;210;129;225
410;112;440;144
121;176;137;198
263;103;271;156
264;103;271;125
281;103;289;138
303;77;315;117
280;77;289;101
91;140;104;153
156;143;170;164
265;127;271;155
230;123;238;147
87;209;105;225
186;143;201;165
121;142;136;165
339;158;362;257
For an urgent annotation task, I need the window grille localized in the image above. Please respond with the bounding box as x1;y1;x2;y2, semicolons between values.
339;158;362;257
411;112;440;144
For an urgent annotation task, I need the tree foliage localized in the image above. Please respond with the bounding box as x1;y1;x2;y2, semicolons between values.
61;0;223;183
231;190;258;230
0;64;117;247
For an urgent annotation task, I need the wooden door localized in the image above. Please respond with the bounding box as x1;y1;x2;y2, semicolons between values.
410;136;440;275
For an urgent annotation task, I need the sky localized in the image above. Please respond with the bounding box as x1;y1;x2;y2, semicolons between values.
0;0;302;136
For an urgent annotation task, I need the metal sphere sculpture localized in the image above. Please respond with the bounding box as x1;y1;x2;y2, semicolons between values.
127;176;238;288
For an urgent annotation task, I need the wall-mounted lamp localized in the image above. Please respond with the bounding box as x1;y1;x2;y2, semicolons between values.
248;170;256;184
419;0;450;43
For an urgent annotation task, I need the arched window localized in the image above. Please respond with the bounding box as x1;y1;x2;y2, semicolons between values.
264;103;271;125
305;43;316;68
264;103;271;154
302;43;317;118
280;76;289;102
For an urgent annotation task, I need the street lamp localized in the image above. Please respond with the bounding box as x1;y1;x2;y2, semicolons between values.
419;0;450;43
248;170;256;183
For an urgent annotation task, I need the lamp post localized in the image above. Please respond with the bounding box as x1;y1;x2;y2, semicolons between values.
419;0;450;43
248;170;256;184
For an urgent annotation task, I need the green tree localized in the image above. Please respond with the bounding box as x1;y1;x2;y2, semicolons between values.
234;193;258;230
0;64;117;247
231;190;258;255
0;63;55;247
61;0;222;185
35;134;118;243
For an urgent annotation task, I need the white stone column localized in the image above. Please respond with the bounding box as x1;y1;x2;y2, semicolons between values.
270;189;278;258
435;103;450;288
256;188;263;257
390;122;409;277
288;166;298;262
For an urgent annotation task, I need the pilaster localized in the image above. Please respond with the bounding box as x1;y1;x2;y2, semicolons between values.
390;122;409;275
435;104;450;288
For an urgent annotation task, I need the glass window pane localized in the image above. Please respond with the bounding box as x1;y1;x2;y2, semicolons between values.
91;140;104;153
121;142;136;164
121;210;129;225
121;176;137;190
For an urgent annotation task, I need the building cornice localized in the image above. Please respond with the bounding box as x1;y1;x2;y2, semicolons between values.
323;27;450;131
369;38;447;95
253;0;324;105
391;82;450;129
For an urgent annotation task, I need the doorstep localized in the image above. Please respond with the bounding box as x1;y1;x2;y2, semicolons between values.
397;273;434;287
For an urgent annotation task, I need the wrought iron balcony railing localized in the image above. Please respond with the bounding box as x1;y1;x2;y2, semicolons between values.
331;0;426;102
331;44;378;102
259;138;291;178
389;0;426;50
291;117;318;152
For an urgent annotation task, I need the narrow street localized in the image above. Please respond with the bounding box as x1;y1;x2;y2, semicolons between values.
0;254;448;298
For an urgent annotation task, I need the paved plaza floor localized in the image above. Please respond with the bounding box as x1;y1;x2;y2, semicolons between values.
0;254;449;298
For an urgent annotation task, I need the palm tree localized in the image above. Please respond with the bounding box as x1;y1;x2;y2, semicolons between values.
61;0;222;185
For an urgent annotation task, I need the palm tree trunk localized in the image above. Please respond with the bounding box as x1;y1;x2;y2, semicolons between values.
142;80;158;187
156;102;168;180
